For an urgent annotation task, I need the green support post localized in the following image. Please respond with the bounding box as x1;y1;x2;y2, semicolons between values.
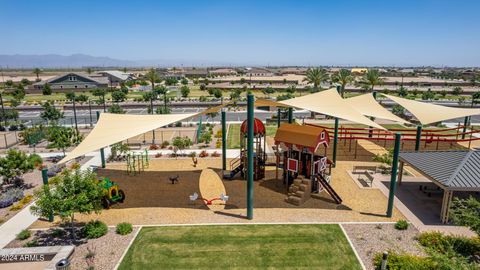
42;168;54;222
387;133;401;217
144;149;149;168
96;111;106;168
462;116;469;139
277;108;281;127
288;107;293;124
332;118;339;167
415;125;422;151
221;110;227;171
247;94;254;220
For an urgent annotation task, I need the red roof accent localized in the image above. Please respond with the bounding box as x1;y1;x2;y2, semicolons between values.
240;118;266;135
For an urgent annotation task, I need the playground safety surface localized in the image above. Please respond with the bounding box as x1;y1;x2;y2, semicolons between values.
30;158;405;228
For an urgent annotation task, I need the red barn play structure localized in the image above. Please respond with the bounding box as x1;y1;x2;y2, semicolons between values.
224;118;266;180
274;123;342;205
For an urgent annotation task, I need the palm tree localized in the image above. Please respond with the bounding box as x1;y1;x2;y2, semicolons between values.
358;69;383;92
33;68;41;80
331;69;354;97
145;68;160;113
303;68;329;92
65;92;78;132
86;67;93;75
155;85;169;111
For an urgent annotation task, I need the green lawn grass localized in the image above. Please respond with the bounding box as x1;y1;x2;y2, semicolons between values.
118;224;362;270
227;124;241;149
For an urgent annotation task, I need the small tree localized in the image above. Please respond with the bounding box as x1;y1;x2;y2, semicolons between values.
180;85;190;98
372;149;394;173
47;126;83;155
172;136;192;157
452;86;463;96
108;104;125;114
398;86;408;97
40;102;64;125
0;149;42;187
111;90;127;103
263;87;275;98
181;78;188;85
42;83;52;95
450;196;480;235
31;169;104;240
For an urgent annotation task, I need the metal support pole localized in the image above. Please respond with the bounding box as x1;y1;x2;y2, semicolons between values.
387;133;401;217
288;107;293;124
332;118;339;167
221;110;227;171
247;94;254;220
0;92;7;127
72;98;78;132
96;111;106;168
277;108;281;127
462;116;469;139
88;100;93;127
415;125;422;151
368;91;377;138
42;168;54;222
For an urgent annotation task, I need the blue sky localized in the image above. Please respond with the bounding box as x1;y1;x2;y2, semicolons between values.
0;0;479;66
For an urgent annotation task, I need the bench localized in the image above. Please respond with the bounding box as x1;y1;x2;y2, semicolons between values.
353;165;377;174
357;171;375;187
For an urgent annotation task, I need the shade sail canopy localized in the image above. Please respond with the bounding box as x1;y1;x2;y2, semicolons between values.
346;94;410;124
383;94;480;125
59;113;196;164
255;99;290;108
279;88;385;129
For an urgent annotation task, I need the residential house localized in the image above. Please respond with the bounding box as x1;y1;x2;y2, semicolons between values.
31;72;108;93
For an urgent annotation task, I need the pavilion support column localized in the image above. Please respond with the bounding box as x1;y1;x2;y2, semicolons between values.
415;125;423;151
246;94;254;220
42;168;54;222
387;133;401;217
332;118;339;168
277;108;281;127
441;190;454;224
288;107;293;124
221;110;227;171
462;116;469;139
368;91;377;138
96;111;106;168
398;161;404;186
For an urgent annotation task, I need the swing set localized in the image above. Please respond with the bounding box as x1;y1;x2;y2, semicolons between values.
126;149;150;175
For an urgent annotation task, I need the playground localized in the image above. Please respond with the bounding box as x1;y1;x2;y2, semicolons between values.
31;157;405;228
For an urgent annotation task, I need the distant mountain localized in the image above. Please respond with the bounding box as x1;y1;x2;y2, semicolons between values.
0;54;136;68
0;54;246;68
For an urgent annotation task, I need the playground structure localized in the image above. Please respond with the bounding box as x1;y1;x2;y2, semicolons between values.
97;177;126;209
126;149;149;175
224;118;267;180
274;123;342;205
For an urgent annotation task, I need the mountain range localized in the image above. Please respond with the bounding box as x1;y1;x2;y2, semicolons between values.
0;54;237;68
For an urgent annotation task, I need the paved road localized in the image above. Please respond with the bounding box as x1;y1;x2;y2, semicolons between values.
18;108;312;126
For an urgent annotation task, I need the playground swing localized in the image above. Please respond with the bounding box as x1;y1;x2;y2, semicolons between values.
126;149;149;175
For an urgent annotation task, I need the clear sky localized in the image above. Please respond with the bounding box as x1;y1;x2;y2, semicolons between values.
0;0;479;67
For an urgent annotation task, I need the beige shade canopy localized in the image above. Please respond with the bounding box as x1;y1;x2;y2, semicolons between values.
279;88;385;129
59;113;196;164
254;99;289;108
383;94;480;125
346;93;410;124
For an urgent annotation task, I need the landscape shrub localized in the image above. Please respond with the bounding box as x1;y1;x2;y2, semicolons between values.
83;220;108;239
215;130;222;138
215;140;221;148
23;239;38;247
116;222;133;235
373;251;433;270
17;229;31;240
149;144;159;150
0;188;24;208
211;151;220;157
154;153;162;158
418;232;480;258
161;141;170;149
199;150;208;158
394;219;409;230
